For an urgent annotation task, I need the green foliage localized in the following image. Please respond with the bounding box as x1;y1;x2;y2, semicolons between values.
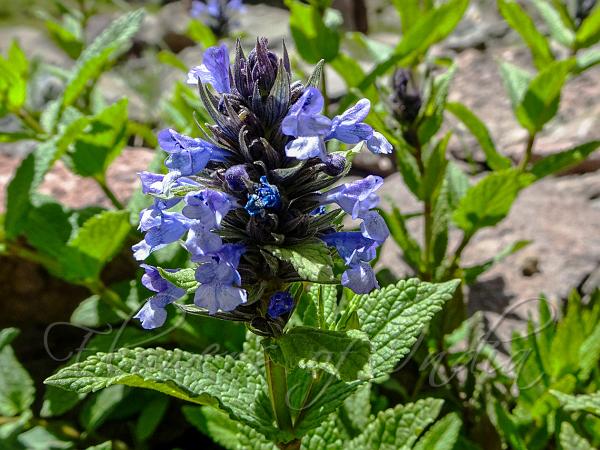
575;3;600;49
265;241;335;283
0;331;34;417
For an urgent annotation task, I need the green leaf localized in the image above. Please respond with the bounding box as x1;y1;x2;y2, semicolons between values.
575;48;600;73
499;61;532;112
551;391;600;416
0;340;35;417
463;240;531;284
515;59;574;133
70;295;123;327
85;442;113;450
17;426;74;450
187;20;218;48
530;141;600;179
421;133;450;201
445;162;470;210
339;383;371;438
492;402;527;450
452;169;530;235
301;418;348;450
394;139;422;199
80;385;128;432
576;3;600;49
530;0;575;47
417;66;456;145
285;0;341;63
413;413;462;450
66;99;129;178
263;327;371;382
498;0;554;68
265;241;335;283
0;328;19;350
391;0;425;32
183;405;276;450
578;318;600;381
44;348;278;439
380;206;422;273
0;41;28;113
352;278;460;377
65;210;132;282
50;9;144;129
40;386;85;418
559;422;594;450
135;395;169;441
446;102;512;170
158;267;199;293
347;398;443;449
45;16;84;59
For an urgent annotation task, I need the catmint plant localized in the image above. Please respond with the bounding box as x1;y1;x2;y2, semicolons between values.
190;0;245;37
131;39;392;335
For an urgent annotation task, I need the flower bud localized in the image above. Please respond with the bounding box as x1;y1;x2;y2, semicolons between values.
324;153;347;176
390;68;422;125
225;164;250;191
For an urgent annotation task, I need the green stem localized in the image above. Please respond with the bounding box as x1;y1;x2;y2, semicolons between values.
321;68;329;117
264;350;294;434
88;280;131;314
96;177;125;209
412;134;432;280
444;231;473;279
518;133;536;171
5;242;60;272
16;108;45;135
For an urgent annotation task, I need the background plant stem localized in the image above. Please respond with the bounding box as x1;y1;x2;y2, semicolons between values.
264;349;294;438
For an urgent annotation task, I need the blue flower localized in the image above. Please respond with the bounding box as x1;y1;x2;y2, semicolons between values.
321;175;383;219
245;176;281;216
341;261;379;294
268;291;294;318
158;128;229;176
191;0;244;19
182;189;234;227
187;44;231;94
134;265;186;329
321;232;379;266
194;256;247;314
224;164;250;191
184;226;223;262
281;87;331;137
359;210;390;243
132;201;193;261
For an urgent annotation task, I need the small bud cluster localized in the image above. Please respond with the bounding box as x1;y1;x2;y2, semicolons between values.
133;39;392;336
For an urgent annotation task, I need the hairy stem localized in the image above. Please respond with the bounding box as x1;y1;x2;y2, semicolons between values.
264;350;294;435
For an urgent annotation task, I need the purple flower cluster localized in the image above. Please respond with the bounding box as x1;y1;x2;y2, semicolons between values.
133;39;391;334
190;0;244;37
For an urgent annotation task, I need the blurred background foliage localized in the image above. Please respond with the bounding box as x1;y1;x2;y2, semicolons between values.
0;0;599;448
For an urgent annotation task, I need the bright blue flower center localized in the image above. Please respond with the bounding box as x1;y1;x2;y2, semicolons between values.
245;176;281;216
268;291;294;318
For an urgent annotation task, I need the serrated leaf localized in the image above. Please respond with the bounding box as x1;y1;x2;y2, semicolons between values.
498;0;554;68
347;398;443;449
340;383;371;437
452;169;530;235
551;391;600;416
530;141;600;179
158;267;198;293
413;412;462;450
559;422;594;450
265;241;335;283
515;59;574;133
0;341;35;417
446;102;512;170
44;348;278;439
576;3;600;49
307;284;338;329
301;418;347;450
352;278;460;377
66;99;128;178
80;385;128;432
264;327;371;382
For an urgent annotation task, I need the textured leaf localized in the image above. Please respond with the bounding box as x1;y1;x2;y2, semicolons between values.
0;341;35;416
576;3;600;49
306;284;338;329
551;391;600;416
79;385;128;432
498;0;554;68
446;102;511;170
413;413;462;450
515;59;574;133
264;327;371;382
265;241;335;283
453;169;530;235
559;422;594;450
340;383;372;437
353;278;460;377
301;418;348;450
530;141;600;179
45;348;278;438
348;398;443;449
